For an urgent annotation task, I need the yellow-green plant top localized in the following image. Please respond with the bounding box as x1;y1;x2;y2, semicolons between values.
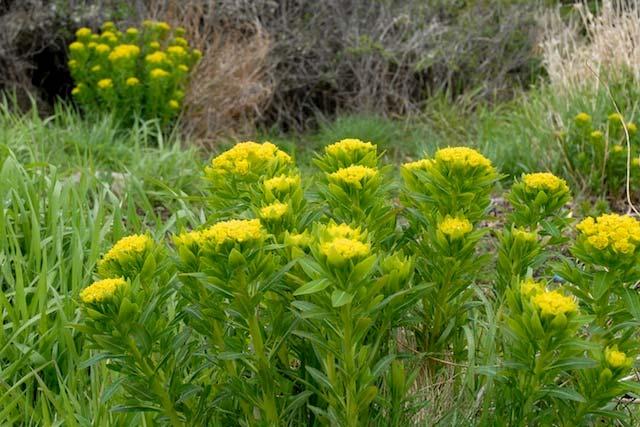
199;219;265;245
513;228;537;243
327;223;362;240
260;202;289;220
522;172;569;193
574;112;591;125
286;231;311;247
325;138;376;157
520;278;545;298
532;290;578;316
207;142;292;176
264;174;300;192
608;112;624;124
328;165;377;188
438;216;473;239
101;234;152;265
434;147;493;170
321;237;371;265
173;229;202;248
590;130;604;142
402;158;432;171
146;51;168;64
94;43;110;54
150;68;170;79
577;214;640;254
605;347;633;369
108;44;140;62
627;122;637;135
126;77;140;86
75;27;92;38
80;277;127;303
69;42;85;52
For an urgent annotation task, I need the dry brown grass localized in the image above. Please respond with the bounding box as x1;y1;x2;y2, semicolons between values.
541;0;640;91
146;1;274;143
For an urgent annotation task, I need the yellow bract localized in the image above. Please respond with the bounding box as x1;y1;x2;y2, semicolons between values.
168;99;180;109
605;347;632;369
574;112;591;124
438;216;473;239
264;174;300;192
325;138;376;157
590;130;604;141
260;202;289;220
577;214;640;254
532;290;578;316
80;278;127;303
402;158;432;171
522;172;569;193
328;165;377;188
75;27;92;38
126;77;140;86
97;78;113;89
435;147;493;169
327;223;362;240
520;278;545;298
95;43;111;54
199;219;265;245
69;42;85;52
150;68;170;79
146;51;168;64
513;228;537;243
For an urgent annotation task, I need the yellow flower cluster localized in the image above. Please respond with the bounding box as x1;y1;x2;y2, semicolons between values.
321;238;371;265
286;231;312;247
328;165;377;188
260;202;289;220
146;51;168;64
100;234;152;265
574;112;591;125
438;216;473;239
208;142;292;176
327;223;362;240
150;68;170;79
80;277;127;303
522;172;569;193
605;347;633;369
97;78;113;89
325;138;376;157
513;228;537;243
577;214;640;254
590;130;604;142
434;147;493;169
108;44;140;62
402;158;433;171
520;278;545;298
532;290;578;316
176;219;266;248
608;113;624;124
264;174;300;192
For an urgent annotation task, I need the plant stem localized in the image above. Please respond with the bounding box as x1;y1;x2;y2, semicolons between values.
248;309;279;425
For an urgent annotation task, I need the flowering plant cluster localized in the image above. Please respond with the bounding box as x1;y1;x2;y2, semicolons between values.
77;139;640;426
68;21;201;124
557;111;640;200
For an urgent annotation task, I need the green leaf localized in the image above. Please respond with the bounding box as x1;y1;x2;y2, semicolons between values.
539;386;585;402
331;290;354;308
293;278;330;296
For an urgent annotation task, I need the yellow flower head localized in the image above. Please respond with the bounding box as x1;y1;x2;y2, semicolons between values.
605;347;633;369
522;172;569;193
513;228;537;243
633;157;640;167
402;158;432;171
150;68;170;79
438;216;473;239
192;49;203;61
126;27;139;36
168;99;180;109
590;130;604;142
577;214;640;254
167;45;186;56
97;78;113;89
286;231;312;247
325;138;376;157
532;290;578;316
175;27;186;36
328;165;377;188
627;122;637;135
260;202;289;220
75;27;92;38
71;85;83;96
126;77;140;86
146;51;168;64
149;41;161;50
435;147;493;170
156;22;171;31
95;43;111;54
80;278;127;303
172;36;188;47
68;59;78;68
320;237;371;265
91;65;102;73
101;21;116;31
69;42;85;52
199;219;265;246
264;174;300;192
327;223;362;240
100;234;152;265
608;112;624;124
173;230;202;248
208;141;291;176
574;112;591;125
108;44;140;61
520;278;545;298
100;31;118;43
178;64;189;73
612;144;624;153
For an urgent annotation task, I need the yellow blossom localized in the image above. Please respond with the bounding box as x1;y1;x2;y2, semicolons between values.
199;219;265;245
126;27;139;36
321;237;370;265
150;68;170;79
605;347;633;369
608;112;624;124
168;99;180;109
590;130;604;142
69;42;85;52
173;36;188;47
75;27;92;38
522;172;569;193
532;290;578;316
95;43;111;54
574;112;591;125
167;45;186;56
438;216;473;239
108;44;140;61
100;234;152;265
149;41;161;50
627;122;637;135
91;65;101;73
435;147;493;169
207;141;291;176
126;77;140;86
260;202;289;220
513;228;537;243
97;78;113;89
328;165;377;188
325;138;376;157
146;51;169;64
520;278;545;298
264;174;300;192
178;64;189;73
327;223;362;240
80;278;127;303
577;214;640;253
71;85;83;96
402;158;432;171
